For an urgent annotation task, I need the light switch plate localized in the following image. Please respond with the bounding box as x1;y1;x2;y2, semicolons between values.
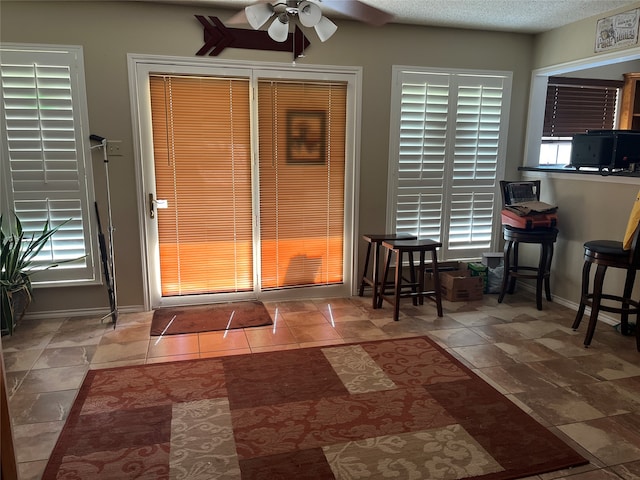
107;140;123;156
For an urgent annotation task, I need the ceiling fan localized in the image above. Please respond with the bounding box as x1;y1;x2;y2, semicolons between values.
228;0;393;43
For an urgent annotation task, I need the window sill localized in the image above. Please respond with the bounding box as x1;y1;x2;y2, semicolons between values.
519;166;640;184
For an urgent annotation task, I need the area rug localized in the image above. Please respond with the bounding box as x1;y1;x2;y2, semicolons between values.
42;336;588;479
150;300;272;335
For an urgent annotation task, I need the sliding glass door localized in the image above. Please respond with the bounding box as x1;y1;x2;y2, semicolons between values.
131;59;358;308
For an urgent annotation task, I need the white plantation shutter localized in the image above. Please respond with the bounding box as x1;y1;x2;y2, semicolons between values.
0;45;98;284
388;68;511;260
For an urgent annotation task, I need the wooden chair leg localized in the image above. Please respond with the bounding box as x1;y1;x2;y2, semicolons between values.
572;260;592;330
359;241;372;297
498;240;512;304
544;241;554;301
393;250;402;321
584;264;607;347
620;268;636;335
430;249;443;317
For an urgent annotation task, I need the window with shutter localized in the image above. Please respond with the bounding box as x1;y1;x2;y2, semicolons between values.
388;67;511;261
0;44;98;285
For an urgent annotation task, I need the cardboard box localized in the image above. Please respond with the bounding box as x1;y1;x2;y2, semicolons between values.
467;262;489;293
440;269;484;302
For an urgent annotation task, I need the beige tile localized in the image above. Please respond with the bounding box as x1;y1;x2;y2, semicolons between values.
12;420;64;463
90;358;146;370
91;339;149;364
331;320;388;340
244;324;298;348
1;330;55;352
515;386;606;425
493;339;563;363
18;365;88;394
288;323;342;343
100;324;153;344
146;353;201;364
32;345;96;369
148;334;200;357
573;353;640;381
450;343;516;368
477;363;559;394
281;310;331;327
2;349;42;372
611;459;640;479
559;416;640;465
447;310;505;327
198;330;249;353
9;389;77;425
17;459;48;480
201;348;253;357
427;327;489;348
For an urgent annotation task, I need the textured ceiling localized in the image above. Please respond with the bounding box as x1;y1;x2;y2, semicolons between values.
158;0;639;33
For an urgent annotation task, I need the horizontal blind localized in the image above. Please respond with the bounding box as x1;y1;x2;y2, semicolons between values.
543;77;622;137
149;75;253;296
1;47;95;282
258;79;346;289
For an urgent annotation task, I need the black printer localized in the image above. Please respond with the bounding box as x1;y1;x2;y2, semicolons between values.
570;130;640;171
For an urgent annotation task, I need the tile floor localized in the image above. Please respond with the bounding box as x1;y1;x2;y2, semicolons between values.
3;290;640;479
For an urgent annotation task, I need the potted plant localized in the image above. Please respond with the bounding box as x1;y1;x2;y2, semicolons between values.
0;214;68;336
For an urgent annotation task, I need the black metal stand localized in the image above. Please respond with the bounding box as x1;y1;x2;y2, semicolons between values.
90;136;118;328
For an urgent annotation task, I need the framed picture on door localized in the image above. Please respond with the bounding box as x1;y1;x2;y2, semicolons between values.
286;110;326;164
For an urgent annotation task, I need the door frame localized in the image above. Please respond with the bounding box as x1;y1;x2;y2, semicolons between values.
127;54;362;310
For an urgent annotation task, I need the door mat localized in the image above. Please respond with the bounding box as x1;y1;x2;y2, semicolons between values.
150;300;272;336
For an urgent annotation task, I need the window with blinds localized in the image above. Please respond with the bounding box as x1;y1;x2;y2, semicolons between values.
543;77;622;137
149;75;253;296
388;68;511;260
258;79;346;289
0;45;97;284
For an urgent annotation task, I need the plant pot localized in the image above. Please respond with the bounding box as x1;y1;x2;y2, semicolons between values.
1;289;30;336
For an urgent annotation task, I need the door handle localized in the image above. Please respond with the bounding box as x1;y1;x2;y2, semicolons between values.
149;193;168;219
149;193;155;219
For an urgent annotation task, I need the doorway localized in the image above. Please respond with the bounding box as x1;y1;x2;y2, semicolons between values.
129;57;359;309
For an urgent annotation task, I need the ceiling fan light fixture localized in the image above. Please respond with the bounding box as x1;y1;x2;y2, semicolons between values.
314;16;338;42
245;2;275;30
298;1;322;28
268;13;290;42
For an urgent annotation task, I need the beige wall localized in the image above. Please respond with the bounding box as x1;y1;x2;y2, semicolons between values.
1;1;535;315
524;3;640;311
5;1;639;317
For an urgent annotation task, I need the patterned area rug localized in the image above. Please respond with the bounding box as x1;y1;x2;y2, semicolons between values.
42;336;587;479
150;300;272;335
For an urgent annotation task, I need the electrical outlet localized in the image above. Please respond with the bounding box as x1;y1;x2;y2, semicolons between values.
107;140;123;156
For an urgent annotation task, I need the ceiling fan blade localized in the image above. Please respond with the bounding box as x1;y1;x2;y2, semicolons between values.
320;0;393;26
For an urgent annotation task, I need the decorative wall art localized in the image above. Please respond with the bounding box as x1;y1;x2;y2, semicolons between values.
287;110;327;164
194;15;310;59
595;8;640;52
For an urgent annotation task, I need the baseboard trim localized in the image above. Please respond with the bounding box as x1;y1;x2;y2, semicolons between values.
21;305;146;321
516;283;619;326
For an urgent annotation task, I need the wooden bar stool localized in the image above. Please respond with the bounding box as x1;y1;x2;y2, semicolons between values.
359;233;416;309
498;226;559;310
379;238;443;321
572;218;640;351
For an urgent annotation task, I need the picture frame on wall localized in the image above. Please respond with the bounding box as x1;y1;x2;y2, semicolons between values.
286;110;327;164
